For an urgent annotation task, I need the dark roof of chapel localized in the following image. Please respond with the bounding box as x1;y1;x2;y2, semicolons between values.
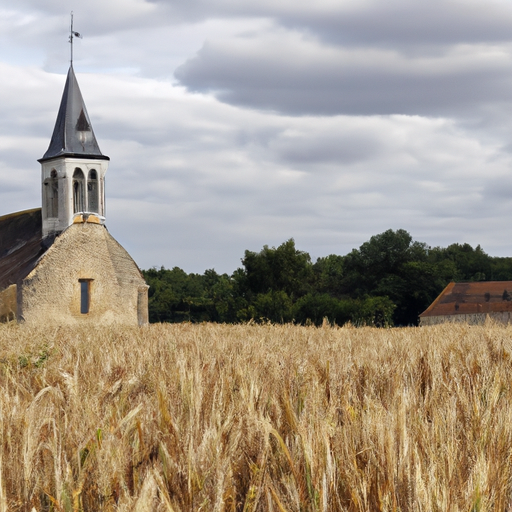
39;66;109;163
419;281;512;318
0;209;46;291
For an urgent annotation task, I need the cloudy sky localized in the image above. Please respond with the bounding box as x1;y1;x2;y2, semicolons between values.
2;0;512;273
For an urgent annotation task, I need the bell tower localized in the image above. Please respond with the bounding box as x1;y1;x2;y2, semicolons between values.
38;65;110;239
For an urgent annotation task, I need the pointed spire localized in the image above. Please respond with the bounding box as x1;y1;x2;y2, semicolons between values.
39;66;109;162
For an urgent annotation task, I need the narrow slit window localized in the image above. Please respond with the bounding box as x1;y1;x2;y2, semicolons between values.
44;169;59;218
79;279;92;314
87;169;99;213
73;168;85;214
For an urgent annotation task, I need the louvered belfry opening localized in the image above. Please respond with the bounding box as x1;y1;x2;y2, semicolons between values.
73;168;85;214
87;170;99;213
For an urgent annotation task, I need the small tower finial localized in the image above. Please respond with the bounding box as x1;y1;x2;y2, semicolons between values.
69;12;82;67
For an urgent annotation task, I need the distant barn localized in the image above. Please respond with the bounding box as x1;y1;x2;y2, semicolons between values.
419;281;512;325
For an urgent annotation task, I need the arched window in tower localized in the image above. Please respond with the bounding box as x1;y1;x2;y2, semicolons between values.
73;168;85;213
44;169;59;218
87;169;99;213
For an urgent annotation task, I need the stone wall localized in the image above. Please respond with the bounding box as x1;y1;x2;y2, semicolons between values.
420;311;512;326
18;220;148;326
0;284;16;322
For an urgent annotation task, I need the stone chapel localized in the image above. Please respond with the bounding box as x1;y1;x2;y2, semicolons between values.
0;65;149;325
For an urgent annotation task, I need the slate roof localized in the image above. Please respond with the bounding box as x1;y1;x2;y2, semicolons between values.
39;66;109;163
419;281;512;318
0;209;46;291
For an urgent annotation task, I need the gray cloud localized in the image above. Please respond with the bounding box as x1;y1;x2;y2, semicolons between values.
141;0;512;60
175;33;512;116
146;0;512;43
280;1;512;50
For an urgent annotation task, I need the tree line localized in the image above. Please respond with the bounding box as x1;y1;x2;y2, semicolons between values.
142;229;512;326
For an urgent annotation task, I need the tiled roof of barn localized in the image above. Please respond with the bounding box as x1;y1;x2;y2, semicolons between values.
39;66;109;163
420;281;512;318
0;209;46;291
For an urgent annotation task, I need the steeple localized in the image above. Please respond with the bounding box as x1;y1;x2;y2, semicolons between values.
39;66;110;239
39;66;109;163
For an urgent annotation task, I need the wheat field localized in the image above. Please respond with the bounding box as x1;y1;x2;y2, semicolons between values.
0;321;511;511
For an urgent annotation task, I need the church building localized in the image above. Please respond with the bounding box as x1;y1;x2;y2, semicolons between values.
0;66;148;325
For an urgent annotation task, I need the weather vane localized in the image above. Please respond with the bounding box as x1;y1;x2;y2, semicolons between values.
69;12;83;66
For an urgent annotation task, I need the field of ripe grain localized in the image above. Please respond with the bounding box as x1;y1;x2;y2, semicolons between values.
1;321;512;511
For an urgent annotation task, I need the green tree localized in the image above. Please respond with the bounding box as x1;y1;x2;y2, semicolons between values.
202;269;241;323
342;229;443;325
313;254;345;298
238;239;314;300
252;290;294;323
352;296;396;327
490;257;512;281
428;243;492;281
143;267;209;323
293;293;355;326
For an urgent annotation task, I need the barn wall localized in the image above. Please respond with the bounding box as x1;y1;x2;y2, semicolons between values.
18;221;148;326
420;312;512;326
0;284;17;322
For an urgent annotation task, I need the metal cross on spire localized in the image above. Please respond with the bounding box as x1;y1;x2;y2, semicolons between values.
69;12;83;66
